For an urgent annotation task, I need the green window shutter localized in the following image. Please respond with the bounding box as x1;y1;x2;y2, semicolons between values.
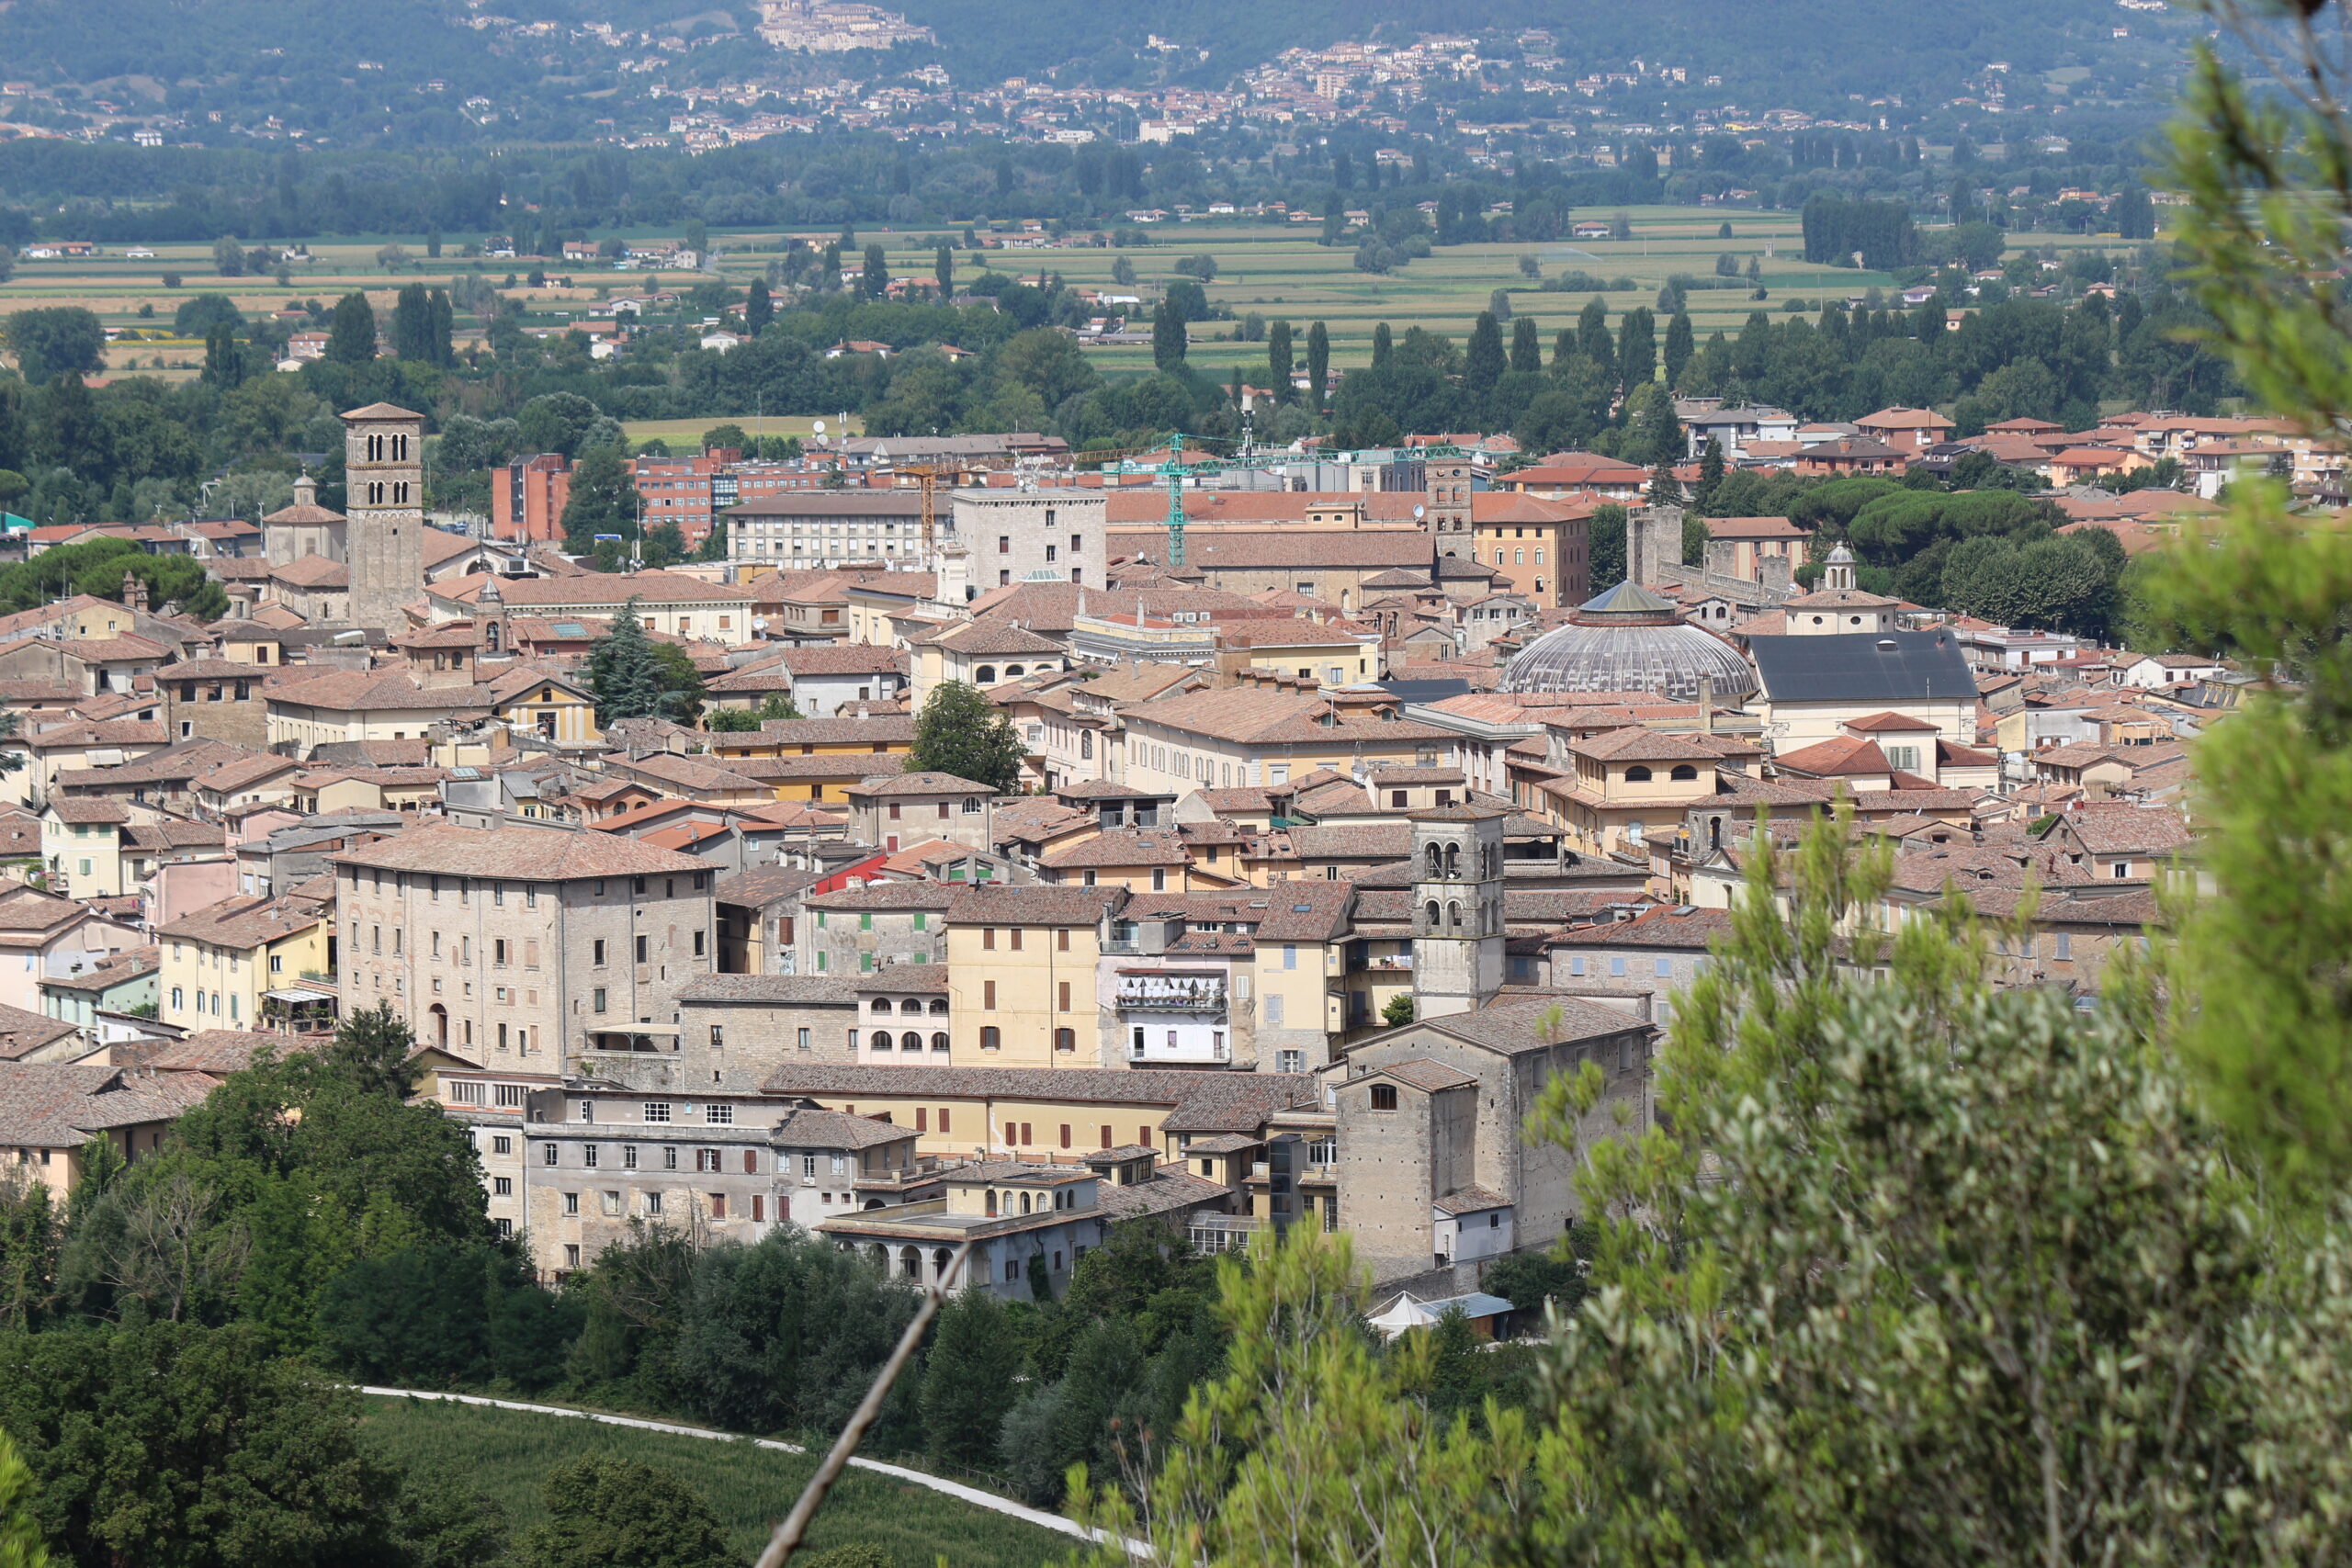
816;952;828;971
860;912;872;931
912;912;926;931
860;953;874;973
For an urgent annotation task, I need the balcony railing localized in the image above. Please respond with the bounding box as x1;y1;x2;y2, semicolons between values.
1099;939;1141;955
1116;989;1226;1013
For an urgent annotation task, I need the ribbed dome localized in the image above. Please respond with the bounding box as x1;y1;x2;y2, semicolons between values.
1501;581;1758;702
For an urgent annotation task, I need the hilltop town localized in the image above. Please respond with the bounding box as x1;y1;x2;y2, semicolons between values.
0;385;2233;1309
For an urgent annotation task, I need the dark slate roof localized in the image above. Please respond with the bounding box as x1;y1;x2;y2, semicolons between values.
1750;630;1974;706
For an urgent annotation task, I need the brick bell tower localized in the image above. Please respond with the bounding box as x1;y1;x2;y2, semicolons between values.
342;402;427;628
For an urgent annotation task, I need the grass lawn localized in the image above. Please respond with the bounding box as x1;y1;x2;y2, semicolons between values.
360;1393;1069;1568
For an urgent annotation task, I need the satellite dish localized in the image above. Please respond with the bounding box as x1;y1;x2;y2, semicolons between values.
811;420;828;434
1413;503;1427;520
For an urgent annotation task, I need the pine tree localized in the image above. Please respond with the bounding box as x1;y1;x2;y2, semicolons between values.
585;597;671;724
560;446;640;553
1618;306;1657;389
1693;436;1726;512
907;681;1026;794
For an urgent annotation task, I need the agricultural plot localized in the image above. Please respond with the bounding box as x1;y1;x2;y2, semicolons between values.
361;1393;1069;1568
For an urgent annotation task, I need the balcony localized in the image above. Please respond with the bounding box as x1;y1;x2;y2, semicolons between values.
1099;939;1142;955
1116;984;1226;1014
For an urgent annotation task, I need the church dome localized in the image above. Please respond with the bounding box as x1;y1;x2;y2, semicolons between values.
1500;580;1758;703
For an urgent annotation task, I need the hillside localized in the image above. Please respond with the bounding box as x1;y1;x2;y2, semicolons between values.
361;1394;1073;1566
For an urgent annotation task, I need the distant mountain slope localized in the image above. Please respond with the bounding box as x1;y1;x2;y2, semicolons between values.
894;0;2179;109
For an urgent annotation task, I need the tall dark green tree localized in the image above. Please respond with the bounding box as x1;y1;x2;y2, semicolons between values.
920;1289;1025;1469
1266;320;1294;400
1510;315;1542;375
742;277;772;339
559;446;640;552
1368;321;1392;369
933;244;955;299
1306;320;1330;411
1692;436;1727;512
1618;307;1657;390
860;243;888;299
1664;309;1696;388
322;293;378;365
585;598;701;724
906;681;1025;794
1152;304;1187;370
1577;298;1617;386
200;323;246;389
1464;311;1506;403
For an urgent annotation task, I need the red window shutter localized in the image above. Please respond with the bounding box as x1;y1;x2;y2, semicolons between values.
1005;1122;1018;1145
1059;1124;1071;1149
939;1108;951;1134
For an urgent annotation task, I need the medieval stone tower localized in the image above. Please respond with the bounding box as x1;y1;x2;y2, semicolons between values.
1409;805;1507;1019
1424;455;1473;553
343;402;426;628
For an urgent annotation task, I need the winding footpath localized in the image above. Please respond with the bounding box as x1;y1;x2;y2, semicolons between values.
356;1386;1148;1558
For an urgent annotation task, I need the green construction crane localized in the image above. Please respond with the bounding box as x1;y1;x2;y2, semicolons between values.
1112;434;1478;569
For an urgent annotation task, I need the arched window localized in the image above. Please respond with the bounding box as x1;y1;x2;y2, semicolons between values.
1442;841;1460;877
1424;843;1444;876
1425;900;1442;928
975;665;998;684
1054;1027;1076;1052
985;1190;998;1216
900;1032;922;1052
1371;1083;1398;1111
1020;1191;1032;1214
484;622;502;651
1670;763;1700;781
870;1031;893;1051
931;1032;950;1051
1005;665;1025;679
1625;765;1654;783
1447;900;1463;929
900;998;922;1014
980;1026;1001;1049
872;998;893;1013
928;998;949;1015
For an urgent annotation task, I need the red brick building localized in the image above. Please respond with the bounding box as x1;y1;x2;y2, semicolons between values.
492;455;573;543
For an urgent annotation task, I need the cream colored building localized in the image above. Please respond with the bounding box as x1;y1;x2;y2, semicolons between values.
332;824;719;1066
156;886;336;1034
1115;678;1457;797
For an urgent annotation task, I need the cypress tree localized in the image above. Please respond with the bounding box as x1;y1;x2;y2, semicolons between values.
323;292;377;365
1510;315;1542;374
1306;320;1329;410
744;278;773;337
1465;311;1506;399
1369;321;1392;368
1267;320;1294;399
1664;310;1695;388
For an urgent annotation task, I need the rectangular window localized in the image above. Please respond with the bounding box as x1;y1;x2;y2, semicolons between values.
593;987;607;1012
1058;981;1070;1012
643;1101;671;1122
706;1104;734;1125
1610;956;1627;977
563;1191;580;1214
1283;945;1297;970
1655;958;1673;978
984;980;997;1010
710;1193;728;1220
593;939;607;966
543;1143;558;1166
623;1145;638;1169
635;934;649;964
1265;995;1284;1026
797;1028;811;1051
582;1144;599;1168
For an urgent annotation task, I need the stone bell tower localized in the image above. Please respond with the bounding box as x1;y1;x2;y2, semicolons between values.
343;402;427;629
1409;805;1507;1019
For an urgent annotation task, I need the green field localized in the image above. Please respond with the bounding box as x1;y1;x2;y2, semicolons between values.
0;209;2147;386
622;413;864;446
360;1394;1069;1567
